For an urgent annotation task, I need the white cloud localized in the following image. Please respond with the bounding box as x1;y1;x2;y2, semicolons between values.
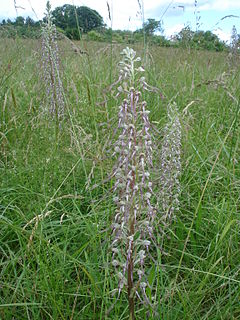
213;28;231;42
203;0;240;10
165;23;185;38
148;0;240;16
198;4;211;10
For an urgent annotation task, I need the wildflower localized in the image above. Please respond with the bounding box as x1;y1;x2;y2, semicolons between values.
159;103;181;222
110;47;157;319
41;1;65;122
231;25;239;55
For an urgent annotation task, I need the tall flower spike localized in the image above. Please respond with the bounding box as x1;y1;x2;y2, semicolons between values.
41;1;65;122
159;103;181;223
110;47;156;319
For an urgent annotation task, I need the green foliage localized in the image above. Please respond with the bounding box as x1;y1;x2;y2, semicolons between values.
0;16;41;39
143;18;163;36
87;30;103;42
0;13;228;53
25;16;35;27
176;26;194;47
0;4;104;41
15;16;25;26
175;27;227;51
193;30;226;51
150;35;171;47
0;25;41;39
51;4;104;38
134;18;163;38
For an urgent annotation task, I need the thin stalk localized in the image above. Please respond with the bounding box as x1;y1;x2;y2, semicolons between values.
128;103;137;319
142;0;146;65
48;45;59;142
128;220;135;320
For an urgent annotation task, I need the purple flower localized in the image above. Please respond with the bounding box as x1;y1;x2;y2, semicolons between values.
110;48;156;315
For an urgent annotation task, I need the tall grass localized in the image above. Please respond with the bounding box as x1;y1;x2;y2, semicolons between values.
0;35;240;320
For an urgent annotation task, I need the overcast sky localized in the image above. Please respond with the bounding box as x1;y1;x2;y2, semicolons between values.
1;0;240;42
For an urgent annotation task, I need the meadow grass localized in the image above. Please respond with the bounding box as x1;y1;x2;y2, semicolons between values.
0;38;240;319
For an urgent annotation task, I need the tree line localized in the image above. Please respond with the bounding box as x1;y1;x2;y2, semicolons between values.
0;3;239;52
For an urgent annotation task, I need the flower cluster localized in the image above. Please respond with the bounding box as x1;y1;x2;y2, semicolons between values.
231;25;239;55
159;103;181;222
111;47;155;308
41;3;65;121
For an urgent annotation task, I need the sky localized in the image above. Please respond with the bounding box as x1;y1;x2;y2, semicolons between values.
0;0;240;42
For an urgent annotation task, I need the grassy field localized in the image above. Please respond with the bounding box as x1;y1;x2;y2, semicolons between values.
0;37;240;319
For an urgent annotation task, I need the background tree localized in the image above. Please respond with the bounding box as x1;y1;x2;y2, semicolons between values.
77;6;103;33
51;4;103;39
15;16;25;26
25;16;35;27
176;27;226;51
193;30;226;51
143;18;163;36
176;26;194;48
